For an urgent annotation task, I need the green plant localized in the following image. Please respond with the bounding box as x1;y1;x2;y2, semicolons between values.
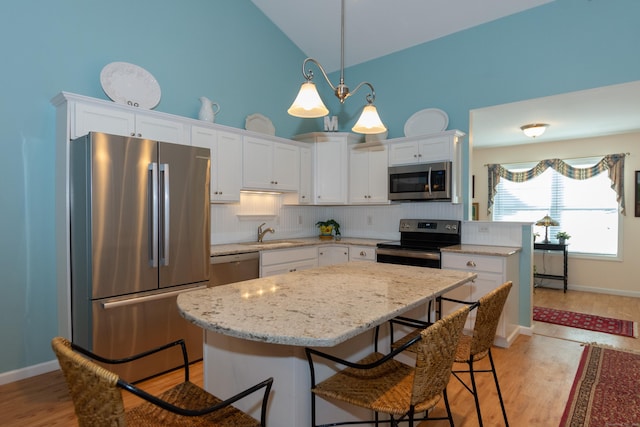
556;231;571;240
316;219;341;236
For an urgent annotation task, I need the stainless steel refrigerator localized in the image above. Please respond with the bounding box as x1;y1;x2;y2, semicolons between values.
69;132;210;382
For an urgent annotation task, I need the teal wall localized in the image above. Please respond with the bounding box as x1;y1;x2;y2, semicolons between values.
0;0;308;375
2;0;640;375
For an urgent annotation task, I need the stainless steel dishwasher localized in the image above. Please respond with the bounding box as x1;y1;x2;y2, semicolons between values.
209;251;260;286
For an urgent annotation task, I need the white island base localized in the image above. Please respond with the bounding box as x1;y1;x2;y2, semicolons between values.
203;307;426;427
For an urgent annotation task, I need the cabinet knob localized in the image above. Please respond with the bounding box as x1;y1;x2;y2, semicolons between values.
319;252;323;255
414;154;418;158
137;133;142;137
466;261;476;267
360;251;366;256
301;195;306;199
130;132;135;136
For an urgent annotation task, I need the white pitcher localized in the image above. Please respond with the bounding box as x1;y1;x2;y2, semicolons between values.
198;96;221;122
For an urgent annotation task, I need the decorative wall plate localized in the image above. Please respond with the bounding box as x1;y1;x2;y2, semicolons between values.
245;113;276;135
100;62;161;109
404;108;449;136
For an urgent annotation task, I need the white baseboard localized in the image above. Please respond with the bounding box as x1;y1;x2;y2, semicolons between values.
537;282;640;298
0;359;59;386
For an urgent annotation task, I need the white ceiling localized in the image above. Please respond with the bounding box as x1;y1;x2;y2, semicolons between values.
252;0;640;147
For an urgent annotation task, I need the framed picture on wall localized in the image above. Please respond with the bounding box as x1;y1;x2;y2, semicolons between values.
635;171;640;217
472;202;479;221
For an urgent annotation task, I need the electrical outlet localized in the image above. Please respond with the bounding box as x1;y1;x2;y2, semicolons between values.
479;226;489;233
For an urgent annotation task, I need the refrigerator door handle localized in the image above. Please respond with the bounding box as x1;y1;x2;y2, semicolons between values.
149;163;159;267
160;163;170;266
101;285;207;309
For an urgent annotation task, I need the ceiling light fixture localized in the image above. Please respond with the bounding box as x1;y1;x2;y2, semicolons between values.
287;0;387;135
520;123;549;138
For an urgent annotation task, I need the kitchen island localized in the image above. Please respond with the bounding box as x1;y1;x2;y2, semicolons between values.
177;262;476;426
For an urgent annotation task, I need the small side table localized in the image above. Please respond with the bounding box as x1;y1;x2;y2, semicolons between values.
534;242;568;292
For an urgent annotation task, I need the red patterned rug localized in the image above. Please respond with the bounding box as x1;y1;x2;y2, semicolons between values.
560;344;640;426
533;306;637;338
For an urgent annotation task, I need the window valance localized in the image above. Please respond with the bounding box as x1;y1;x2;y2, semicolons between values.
487;153;626;215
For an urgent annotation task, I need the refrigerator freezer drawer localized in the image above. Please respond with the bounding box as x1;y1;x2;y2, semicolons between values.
90;287;204;383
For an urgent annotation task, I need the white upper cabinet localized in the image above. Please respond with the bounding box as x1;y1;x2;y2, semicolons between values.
242;136;300;192
298;146;312;204
72;100;186;144
294;133;360;205
191;126;243;203
388;131;464;166
349;144;389;204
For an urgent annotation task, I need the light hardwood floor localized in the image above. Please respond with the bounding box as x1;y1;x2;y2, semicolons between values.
2;287;638;426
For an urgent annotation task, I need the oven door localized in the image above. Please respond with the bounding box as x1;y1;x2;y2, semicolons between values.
376;247;441;268
388;162;451;201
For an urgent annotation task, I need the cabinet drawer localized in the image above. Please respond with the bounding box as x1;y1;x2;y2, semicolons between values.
349;246;376;262
441;253;503;274
261;247;317;266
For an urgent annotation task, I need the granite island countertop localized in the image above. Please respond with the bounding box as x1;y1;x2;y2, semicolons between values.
210;237;387;256
177;262;476;347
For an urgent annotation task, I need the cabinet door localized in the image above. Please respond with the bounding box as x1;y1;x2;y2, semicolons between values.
314;139;348;204
243;137;274;189
367;147;389;203
318;246;349;266
135;113;186;144
215;131;242;202
191;126;242;202
388;141;419;166
417;136;451;163
73;102;135;139
348;148;371;203
273;142;299;191
299;146;312;204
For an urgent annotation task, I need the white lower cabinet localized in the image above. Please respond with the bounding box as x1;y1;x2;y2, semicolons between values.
441;251;519;347
260;247;318;277
317;245;349;266
348;246;376;262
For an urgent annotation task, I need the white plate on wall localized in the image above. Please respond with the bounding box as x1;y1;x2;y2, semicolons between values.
404;108;449;136
100;62;161;109
245;113;276;135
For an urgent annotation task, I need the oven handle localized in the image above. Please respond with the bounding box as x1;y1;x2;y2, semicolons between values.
376;247;440;260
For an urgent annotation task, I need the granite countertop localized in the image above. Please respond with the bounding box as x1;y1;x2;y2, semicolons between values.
177;262;476;347
441;244;521;257
210;237;388;256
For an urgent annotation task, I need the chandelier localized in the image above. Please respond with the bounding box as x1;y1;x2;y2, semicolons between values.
287;0;387;135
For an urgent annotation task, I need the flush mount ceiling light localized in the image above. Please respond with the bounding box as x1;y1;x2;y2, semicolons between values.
287;0;387;135
520;123;549;138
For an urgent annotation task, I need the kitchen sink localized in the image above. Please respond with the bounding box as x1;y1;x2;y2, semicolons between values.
240;240;300;248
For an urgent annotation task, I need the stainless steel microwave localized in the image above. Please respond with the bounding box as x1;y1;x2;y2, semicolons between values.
388;162;452;201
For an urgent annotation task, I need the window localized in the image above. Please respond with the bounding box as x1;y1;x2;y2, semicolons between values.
492;158;619;256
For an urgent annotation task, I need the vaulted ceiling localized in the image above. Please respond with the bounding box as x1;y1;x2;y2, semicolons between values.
252;0;640;147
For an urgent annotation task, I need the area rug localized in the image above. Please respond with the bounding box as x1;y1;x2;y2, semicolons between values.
533;306;637;338
560;343;640;426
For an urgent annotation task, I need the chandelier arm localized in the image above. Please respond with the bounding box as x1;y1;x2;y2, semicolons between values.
301;58;336;92
349;81;376;103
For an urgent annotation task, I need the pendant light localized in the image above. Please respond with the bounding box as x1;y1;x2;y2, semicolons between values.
287;0;386;135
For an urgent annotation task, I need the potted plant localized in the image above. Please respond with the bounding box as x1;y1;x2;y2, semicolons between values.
316;219;340;241
556;231;571;244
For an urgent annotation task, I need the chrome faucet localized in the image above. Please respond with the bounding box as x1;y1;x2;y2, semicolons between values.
257;222;275;242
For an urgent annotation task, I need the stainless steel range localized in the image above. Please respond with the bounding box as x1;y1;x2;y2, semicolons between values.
376;219;461;268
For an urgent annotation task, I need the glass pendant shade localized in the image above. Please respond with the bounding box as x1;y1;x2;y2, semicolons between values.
287;82;329;118
352;104;387;134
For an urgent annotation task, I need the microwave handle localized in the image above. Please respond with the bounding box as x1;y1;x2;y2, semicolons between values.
428;166;432;195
